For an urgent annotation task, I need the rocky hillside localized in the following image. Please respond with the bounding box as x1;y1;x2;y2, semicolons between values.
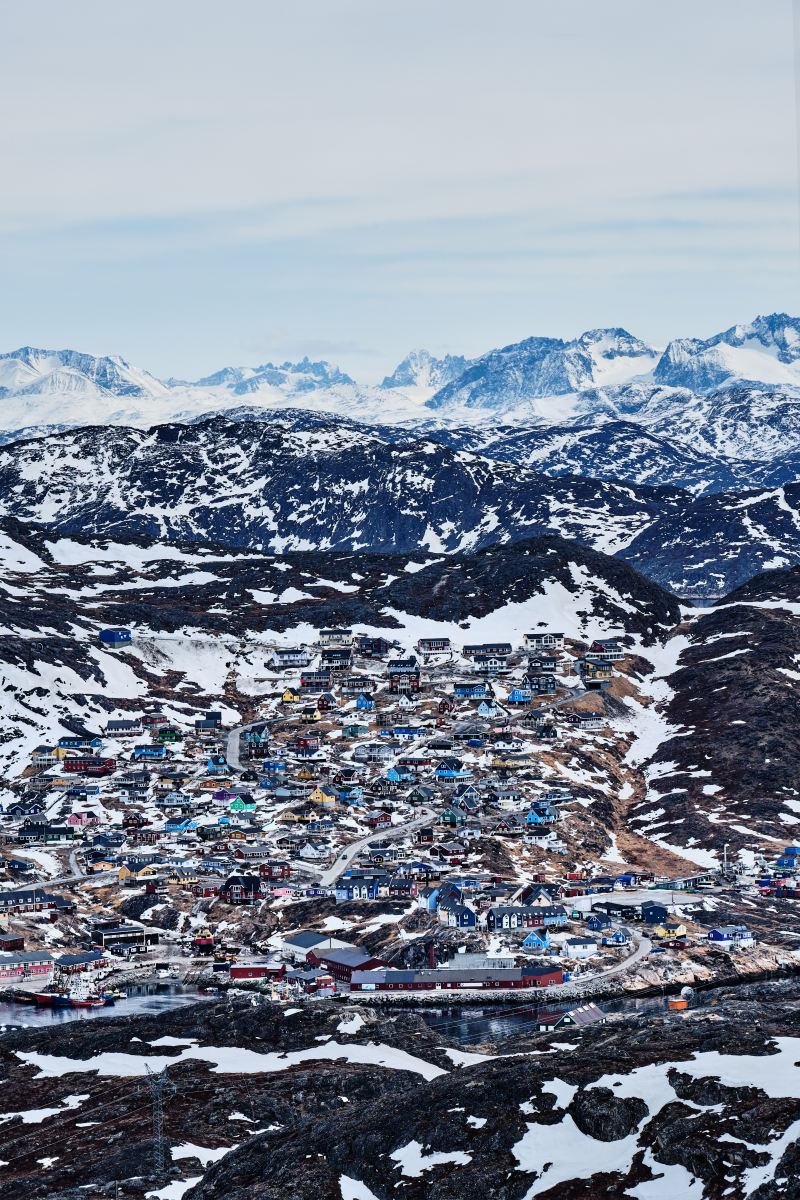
2;985;798;1200
0;522;680;775
0;418;680;557
630;566;800;852
5;416;800;597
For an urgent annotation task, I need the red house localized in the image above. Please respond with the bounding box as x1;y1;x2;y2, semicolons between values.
362;811;391;829
62;757;116;776
258;860;291;880
306;948;392;983
229;961;285;981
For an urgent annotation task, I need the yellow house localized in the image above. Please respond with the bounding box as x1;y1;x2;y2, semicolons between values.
655;920;687;939
170;866;198;886
118;863;160;883
301;706;321;722
91;857;116;873
282;688;301;703
309;786;336;805
297;765;318;781
491;754;532;770
582;659;613;681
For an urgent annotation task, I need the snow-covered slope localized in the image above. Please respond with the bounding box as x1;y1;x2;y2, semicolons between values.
380;349;472;402
426;328;658;416
0;418;676;557
653;313;800;391
0;348;429;431
0;522;679;777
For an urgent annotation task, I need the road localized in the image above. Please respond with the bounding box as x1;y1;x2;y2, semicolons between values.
318;808;434;887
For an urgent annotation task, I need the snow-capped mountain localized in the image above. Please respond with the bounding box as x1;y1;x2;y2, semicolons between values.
0;347;429;432
4;316;800;499
425;327;659;416
380;349;471;400
0;346;166;398
653;312;800;392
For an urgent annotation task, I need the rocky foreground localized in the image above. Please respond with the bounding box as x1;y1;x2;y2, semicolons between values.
0;981;798;1200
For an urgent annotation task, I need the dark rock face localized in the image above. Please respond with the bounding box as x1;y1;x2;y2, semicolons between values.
2;984;798;1200
568;1086;648;1140
0;417;679;556
5;414;800;597
630;573;800;847
623;482;800;598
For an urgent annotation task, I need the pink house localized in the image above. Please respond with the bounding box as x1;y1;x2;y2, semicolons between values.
0;952;54;979
67;811;99;827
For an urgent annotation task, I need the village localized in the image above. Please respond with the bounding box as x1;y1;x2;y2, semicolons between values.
0;623;795;1013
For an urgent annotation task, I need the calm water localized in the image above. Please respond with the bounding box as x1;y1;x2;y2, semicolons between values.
0;986;208;1029
412;989;700;1043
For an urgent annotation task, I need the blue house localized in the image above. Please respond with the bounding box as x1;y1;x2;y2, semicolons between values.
134;744;167;760
58;736;102;750
602;928;631;946
5;798;45;818
440;902;477;927
454;683;488;699
262;759;287;773
776;847;800;870
508;687;532;704
164;818;195;833
99;629;131;646
477;700;500;717
356;694;376;711
207;755;230;775
435;760;473;783
386;767;413;783
522;929;551;950
587;913;613;932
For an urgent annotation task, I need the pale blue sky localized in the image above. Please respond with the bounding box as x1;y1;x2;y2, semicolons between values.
0;0;797;380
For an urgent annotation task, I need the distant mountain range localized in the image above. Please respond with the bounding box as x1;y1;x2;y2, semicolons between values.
4;313;800;435
5;316;800;596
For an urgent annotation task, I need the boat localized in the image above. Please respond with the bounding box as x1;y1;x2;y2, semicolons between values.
35;987;72;1006
68;979;106;1008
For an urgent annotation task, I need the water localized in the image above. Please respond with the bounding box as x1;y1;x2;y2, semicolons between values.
411;989;694;1044
0;985;208;1029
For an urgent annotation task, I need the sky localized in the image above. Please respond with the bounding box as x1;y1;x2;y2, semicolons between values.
0;0;798;382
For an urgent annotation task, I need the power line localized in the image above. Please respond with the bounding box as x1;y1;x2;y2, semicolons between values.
142;1064;176;1177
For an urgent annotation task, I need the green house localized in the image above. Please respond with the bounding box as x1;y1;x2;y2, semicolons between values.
157;727;183;743
229;796;256;814
343;723;370;738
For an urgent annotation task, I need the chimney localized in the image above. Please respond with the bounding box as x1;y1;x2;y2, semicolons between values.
428;941;435;969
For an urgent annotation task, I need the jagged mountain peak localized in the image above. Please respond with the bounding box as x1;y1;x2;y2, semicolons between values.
425;326;659;414
380;348;471;394
653;312;800;392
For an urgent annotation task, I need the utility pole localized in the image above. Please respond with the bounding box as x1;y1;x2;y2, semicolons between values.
144;1064;176;1177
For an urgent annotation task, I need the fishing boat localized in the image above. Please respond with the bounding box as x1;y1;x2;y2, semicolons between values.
68;978;106;1008
34;987;71;1006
